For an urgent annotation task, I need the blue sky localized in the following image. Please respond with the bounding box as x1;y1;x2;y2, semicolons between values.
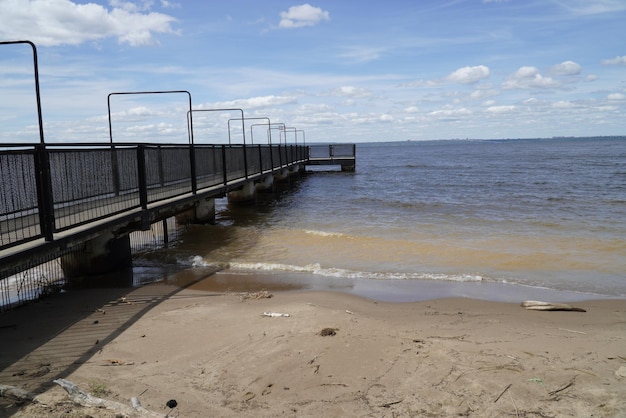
1;0;625;144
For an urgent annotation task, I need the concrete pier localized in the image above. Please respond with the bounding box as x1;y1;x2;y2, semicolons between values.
255;174;274;193
1;141;354;307
60;231;132;278
227;181;257;204
176;198;216;225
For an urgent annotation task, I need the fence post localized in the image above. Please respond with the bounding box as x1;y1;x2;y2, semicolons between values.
190;144;197;194
243;144;249;179
34;145;55;241
221;145;228;186
110;145;121;196
157;145;164;187
137;144;148;210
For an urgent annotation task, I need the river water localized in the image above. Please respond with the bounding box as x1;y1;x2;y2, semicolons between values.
135;137;626;302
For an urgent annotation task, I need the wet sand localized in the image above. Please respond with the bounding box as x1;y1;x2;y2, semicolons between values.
1;270;625;417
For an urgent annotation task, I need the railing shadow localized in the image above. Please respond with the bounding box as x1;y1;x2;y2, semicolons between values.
0;266;222;409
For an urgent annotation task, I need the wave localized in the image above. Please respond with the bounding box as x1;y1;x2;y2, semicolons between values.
303;229;348;238
189;255;485;283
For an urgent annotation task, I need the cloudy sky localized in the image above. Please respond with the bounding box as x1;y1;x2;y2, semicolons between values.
1;0;625;144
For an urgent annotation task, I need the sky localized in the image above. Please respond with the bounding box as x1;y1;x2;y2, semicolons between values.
1;0;625;144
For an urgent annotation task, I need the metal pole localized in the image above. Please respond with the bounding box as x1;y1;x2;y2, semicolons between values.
284;127;297;163
250;122;272;144
268;123;286;144
296;130;305;146
107;90;195;193
284;127;297;144
229;117;272;145
108;90;193;144
268;123;286;167
0;41;46;144
296;130;305;160
188;108;245;145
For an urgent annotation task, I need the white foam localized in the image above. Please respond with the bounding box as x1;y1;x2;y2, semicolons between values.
303;229;348;238
227;261;484;283
190;255;210;267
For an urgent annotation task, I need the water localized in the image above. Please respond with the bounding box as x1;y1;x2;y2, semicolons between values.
137;137;626;302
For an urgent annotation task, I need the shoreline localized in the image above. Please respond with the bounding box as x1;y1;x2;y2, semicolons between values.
189;268;623;304
2;269;625;417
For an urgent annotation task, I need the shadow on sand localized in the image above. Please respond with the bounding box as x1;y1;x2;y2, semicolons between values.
0;266;223;415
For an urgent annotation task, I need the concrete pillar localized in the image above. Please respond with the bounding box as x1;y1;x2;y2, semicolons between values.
195;198;216;224
61;231;132;278
274;168;290;183
228;181;257;204
341;163;356;172
255;175;274;193
287;164;299;178
176;198;216;225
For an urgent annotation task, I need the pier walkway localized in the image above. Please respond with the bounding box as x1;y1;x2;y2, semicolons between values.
0;41;357;309
0;142;355;303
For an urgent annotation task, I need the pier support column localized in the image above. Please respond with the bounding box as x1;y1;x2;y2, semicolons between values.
289;164;301;176
176;198;216;225
61;231;132;278
274;168;290;183
228;181;257;204
341;163;355;172
195;197;216;223
255;175;274;193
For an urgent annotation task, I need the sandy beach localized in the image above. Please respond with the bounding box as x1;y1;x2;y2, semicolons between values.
1;271;625;417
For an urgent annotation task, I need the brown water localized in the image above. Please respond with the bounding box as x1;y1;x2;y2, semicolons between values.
134;138;626;302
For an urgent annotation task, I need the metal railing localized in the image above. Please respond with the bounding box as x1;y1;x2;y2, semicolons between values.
308;144;356;159
0;142;307;251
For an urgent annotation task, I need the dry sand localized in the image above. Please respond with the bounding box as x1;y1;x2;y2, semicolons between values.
1;271;625;417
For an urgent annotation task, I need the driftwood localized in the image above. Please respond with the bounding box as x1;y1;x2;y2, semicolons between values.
53;378;166;417
0;384;36;403
521;300;586;312
493;383;512;403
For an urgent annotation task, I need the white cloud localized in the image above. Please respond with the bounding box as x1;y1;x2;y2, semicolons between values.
127;106;159;116
403;79;439;88
330;86;372;98
602;55;626;65
339;46;385;63
160;0;180;9
515;66;540;78
429;106;472;117
552;100;577;108
0;0;177;47
607;93;625;100
486;105;516;113
109;0;152;13
550;60;582;76
278;4;330;29
210;95;298;110
446;65;490;84
502;66;560;89
404;106;420;113
470;88;499;100
557;0;626;15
